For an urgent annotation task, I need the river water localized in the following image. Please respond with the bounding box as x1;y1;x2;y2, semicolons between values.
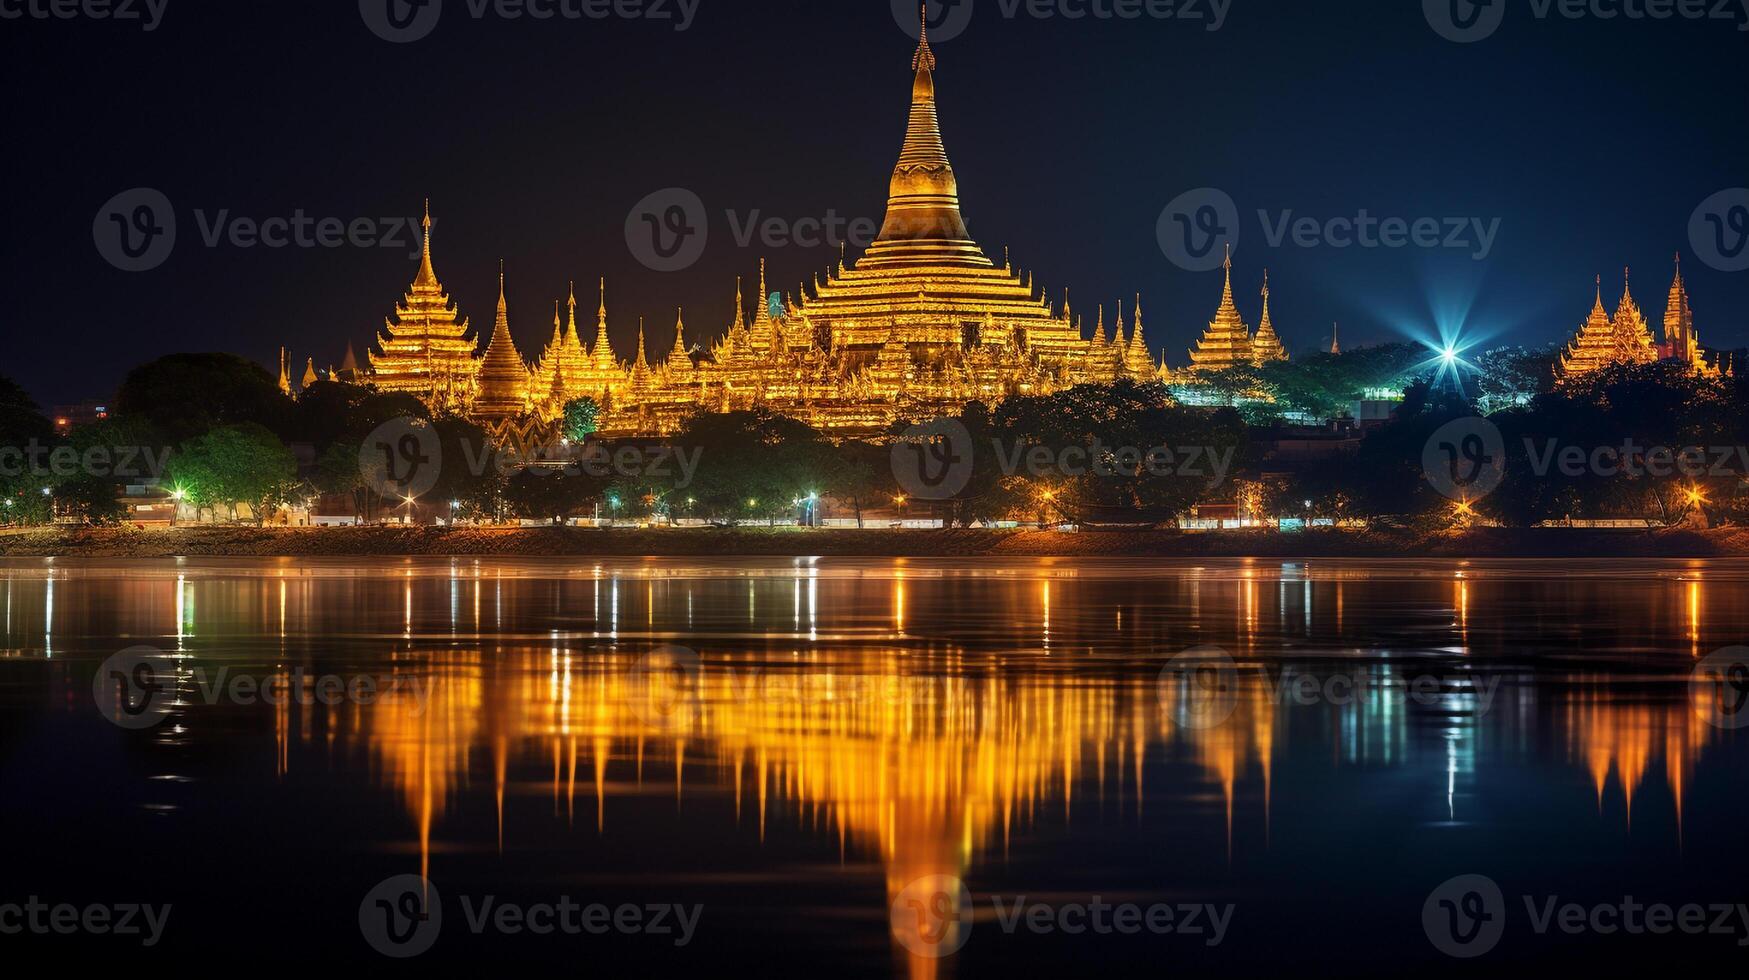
1;557;1745;976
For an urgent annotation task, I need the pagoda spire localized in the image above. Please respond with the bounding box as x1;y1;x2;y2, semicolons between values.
475;264;530;420
1330;322;1340;356
592;278;615;367
302;358;318;389
414;198;438;289
278;347;291;395
669;308;692;373
1092;304;1108;348
912;4;936;72
566;281;579;342
1187;245;1254;372
865;5;986;269
1251;270;1288;365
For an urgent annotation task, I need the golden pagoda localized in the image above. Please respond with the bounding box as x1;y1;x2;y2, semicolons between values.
1661;254;1718;376
343;13;1157;437
1560;267;1675;382
1186;247;1254;372
1250;271;1288;366
474;267;532;421
1611;267;1658;364
369;201;479;412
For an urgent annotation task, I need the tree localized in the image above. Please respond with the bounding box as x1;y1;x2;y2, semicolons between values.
115;353;292;446
1474;346;1557;416
563;398;601;444
503;469;587;525
169;423;298;524
670;410;832;525
0;375;55;525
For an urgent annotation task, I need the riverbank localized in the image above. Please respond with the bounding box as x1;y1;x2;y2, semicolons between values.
2;524;1747;559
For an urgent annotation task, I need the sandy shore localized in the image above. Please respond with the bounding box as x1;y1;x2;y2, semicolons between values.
1;525;1746;559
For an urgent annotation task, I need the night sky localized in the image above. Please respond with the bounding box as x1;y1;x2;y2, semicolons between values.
4;0;1746;407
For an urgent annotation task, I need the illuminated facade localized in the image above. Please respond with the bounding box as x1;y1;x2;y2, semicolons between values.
1560;259;1722;381
1185;249;1291;372
352;19;1176;437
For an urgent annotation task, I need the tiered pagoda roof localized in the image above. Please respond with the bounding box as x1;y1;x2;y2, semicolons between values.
369;202;478;405
1186;248;1254;372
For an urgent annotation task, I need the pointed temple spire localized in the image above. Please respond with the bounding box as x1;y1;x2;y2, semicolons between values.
1187;244;1254;372
863;2;987;269
1126;293;1155;377
1330;322;1340;356
475;264;530;420
302;358;318;389
413;198;438;288
1561;268;1657;381
1251;269;1288;365
369;199;475;407
277;347;292;395
592;277;616;368
669;308;692;374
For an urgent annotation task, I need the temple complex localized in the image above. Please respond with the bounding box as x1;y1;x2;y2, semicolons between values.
1559;259;1722;381
328;14;1192;439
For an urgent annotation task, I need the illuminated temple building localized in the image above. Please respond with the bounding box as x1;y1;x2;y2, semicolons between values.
1184;249;1290;372
346;18;1184;438
1559;257;1724;381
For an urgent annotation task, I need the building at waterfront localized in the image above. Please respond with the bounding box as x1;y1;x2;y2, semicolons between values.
343;16;1191;438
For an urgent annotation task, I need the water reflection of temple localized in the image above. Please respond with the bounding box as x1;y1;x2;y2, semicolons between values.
1;558;1742;976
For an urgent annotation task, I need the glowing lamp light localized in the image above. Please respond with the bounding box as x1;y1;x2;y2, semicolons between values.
41;487;52;496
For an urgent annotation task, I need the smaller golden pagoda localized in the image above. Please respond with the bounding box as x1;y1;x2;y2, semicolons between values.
1611;267;1658;363
369;201;479;412
1561;268;1661;381
1661;254;1717;376
1186;247;1255;372
1251;271;1288;365
474;266;533;421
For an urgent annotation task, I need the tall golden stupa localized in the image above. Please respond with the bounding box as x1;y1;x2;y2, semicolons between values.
348;14;1187;437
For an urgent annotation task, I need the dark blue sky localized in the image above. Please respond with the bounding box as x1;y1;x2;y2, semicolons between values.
3;0;1745;406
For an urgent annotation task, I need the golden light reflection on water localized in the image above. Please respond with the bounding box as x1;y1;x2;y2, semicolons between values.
3;558;1746;977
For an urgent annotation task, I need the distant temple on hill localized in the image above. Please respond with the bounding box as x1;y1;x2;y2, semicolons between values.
1183;248;1290;372
1559;257;1727;382
308;15;1277;439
